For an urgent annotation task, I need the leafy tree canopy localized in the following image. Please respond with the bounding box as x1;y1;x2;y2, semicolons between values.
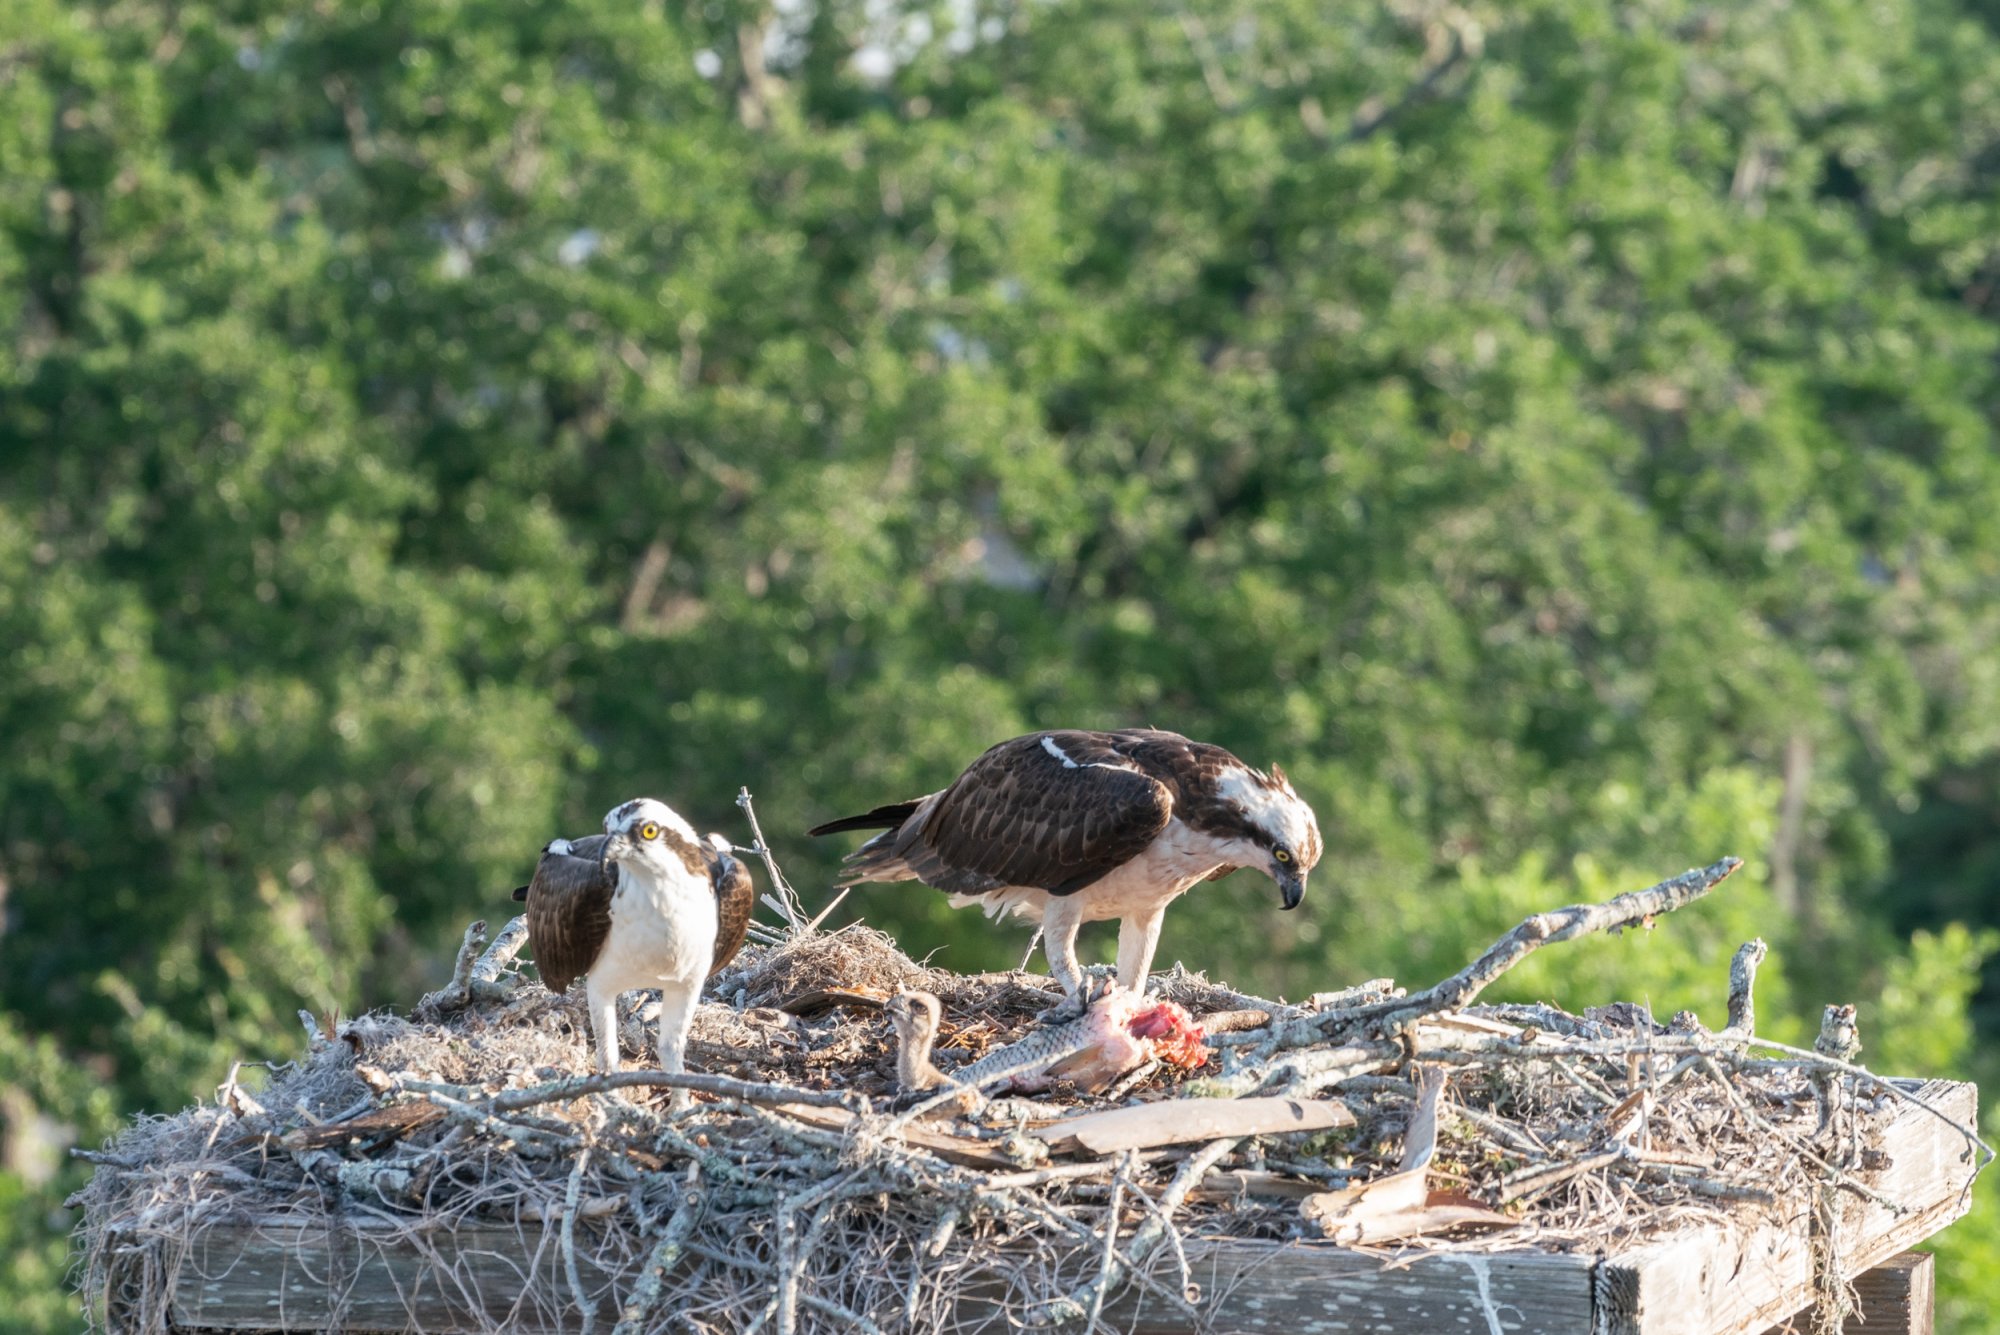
4;0;2000;1327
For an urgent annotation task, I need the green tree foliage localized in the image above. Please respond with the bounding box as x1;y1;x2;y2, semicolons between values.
3;0;1998;1328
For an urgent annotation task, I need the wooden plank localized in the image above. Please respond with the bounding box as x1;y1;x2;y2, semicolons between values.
1107;1239;1598;1334
152;1220;1600;1334
153;1216;624;1332
1760;1251;1934;1335
1596;1080;1977;1335
1033;1096;1353;1155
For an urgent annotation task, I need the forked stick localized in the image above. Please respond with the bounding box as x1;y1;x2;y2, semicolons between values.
1355;857;1743;1036
738;786;810;933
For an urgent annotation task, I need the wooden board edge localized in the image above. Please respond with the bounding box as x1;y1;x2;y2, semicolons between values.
144;1215;1606;1334
1106;1235;1600;1333
1592;1079;1980;1335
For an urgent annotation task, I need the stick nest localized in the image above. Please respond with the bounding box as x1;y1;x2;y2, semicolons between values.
71;860;1983;1334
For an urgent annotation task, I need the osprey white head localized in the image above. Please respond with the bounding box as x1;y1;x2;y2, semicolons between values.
597;796;705;882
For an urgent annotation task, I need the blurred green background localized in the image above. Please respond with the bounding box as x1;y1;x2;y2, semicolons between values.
4;0;1999;1327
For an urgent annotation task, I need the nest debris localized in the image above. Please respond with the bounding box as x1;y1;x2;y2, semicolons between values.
71;856;1989;1334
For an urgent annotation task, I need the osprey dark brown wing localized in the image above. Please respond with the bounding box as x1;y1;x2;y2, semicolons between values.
523;834;615;996
706;844;755;977
825;731;1176;897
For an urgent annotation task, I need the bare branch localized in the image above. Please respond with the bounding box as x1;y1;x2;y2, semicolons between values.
737;786;809;933
480;1069;862;1114
562;1147;597;1335
473;915;531;985
1362;858;1742;1036
1723;937;1768;1039
1325;8;1486;147
613;1164;703;1335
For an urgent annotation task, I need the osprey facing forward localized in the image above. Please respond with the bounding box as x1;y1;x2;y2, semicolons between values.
512;799;754;1084
809;729;1322;996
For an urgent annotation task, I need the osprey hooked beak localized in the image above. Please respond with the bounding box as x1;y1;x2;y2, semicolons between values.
1275;862;1307;912
599;831;633;870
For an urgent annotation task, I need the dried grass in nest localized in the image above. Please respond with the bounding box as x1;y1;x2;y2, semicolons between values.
71;858;1990;1335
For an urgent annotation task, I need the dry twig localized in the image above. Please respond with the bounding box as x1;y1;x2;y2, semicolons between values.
1359;858;1744;1037
738;786;809;933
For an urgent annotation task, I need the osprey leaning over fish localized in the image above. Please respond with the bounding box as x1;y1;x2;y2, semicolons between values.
511;799;754;1091
809;729;1322;997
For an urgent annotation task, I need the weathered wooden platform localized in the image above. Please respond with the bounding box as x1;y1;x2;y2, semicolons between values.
107;1079;1977;1334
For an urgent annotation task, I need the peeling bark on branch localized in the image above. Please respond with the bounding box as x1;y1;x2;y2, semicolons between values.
1361;857;1743;1037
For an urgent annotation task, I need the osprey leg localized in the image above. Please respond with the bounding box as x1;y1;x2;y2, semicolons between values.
1041;896;1087;997
588;981;622;1074
655;984;698;1112
1116;905;1167;994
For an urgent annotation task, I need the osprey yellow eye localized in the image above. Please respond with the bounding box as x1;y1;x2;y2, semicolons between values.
639;822;661;841
1274;848;1292;864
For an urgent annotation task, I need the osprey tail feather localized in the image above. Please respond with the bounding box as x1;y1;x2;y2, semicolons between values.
805;800;923;838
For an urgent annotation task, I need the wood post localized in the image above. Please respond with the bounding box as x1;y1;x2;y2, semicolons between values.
1762;1251;1934;1335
